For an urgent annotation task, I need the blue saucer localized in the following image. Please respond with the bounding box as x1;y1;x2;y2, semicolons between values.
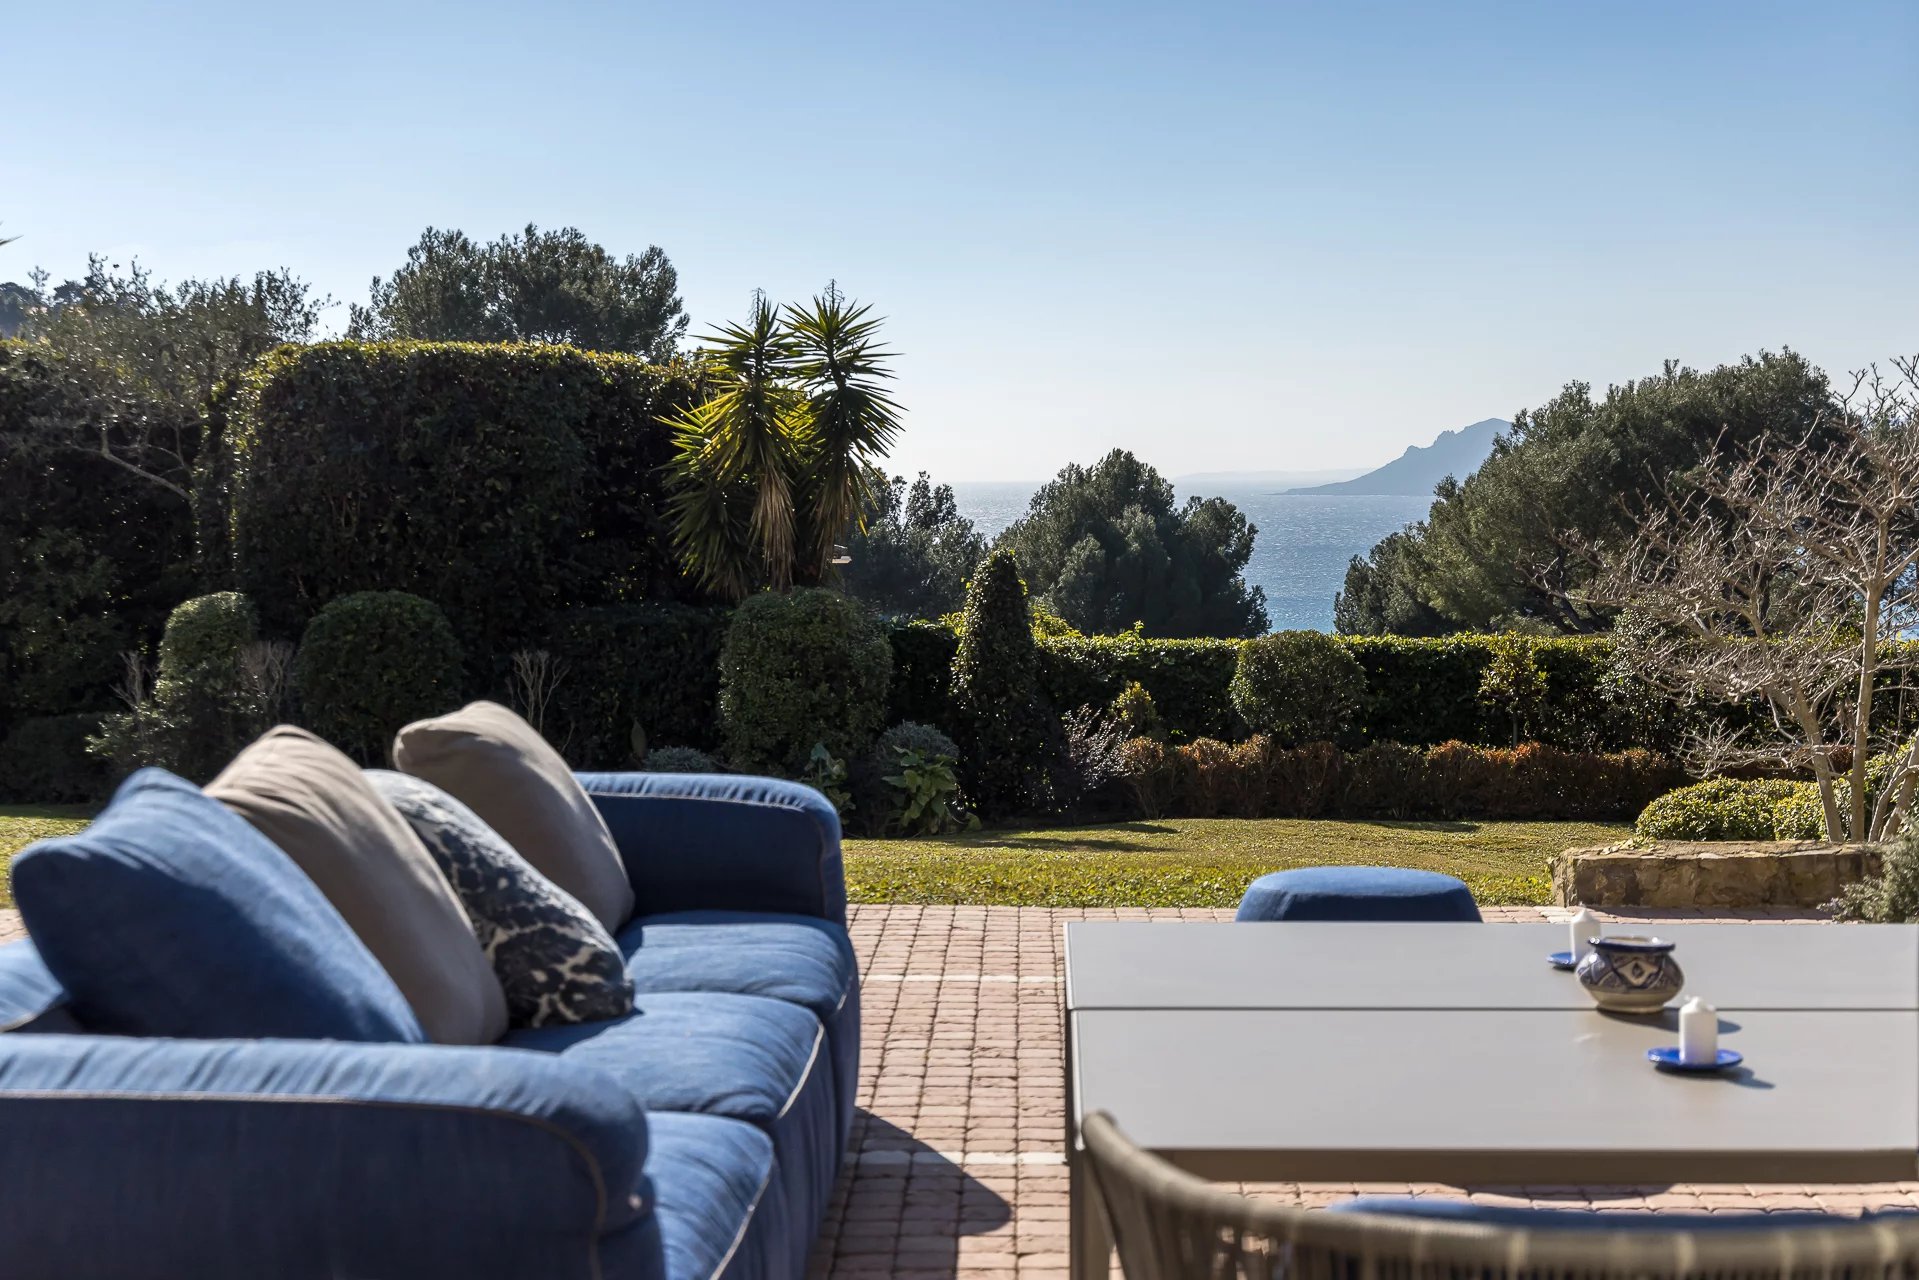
1547;950;1575;970
1647;1046;1742;1073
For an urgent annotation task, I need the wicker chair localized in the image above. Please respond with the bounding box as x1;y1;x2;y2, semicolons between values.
1080;1111;1919;1280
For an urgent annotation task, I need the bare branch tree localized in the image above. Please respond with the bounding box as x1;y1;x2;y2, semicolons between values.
509;649;570;751
1579;355;1919;841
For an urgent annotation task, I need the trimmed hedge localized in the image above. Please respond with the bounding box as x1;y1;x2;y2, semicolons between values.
545;603;729;766
0;713;111;804
888;629;1688;751
1121;737;1681;823
1038;635;1239;741
225;341;703;655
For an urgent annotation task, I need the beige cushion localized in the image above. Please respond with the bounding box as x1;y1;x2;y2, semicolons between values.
391;701;634;931
207;726;508;1045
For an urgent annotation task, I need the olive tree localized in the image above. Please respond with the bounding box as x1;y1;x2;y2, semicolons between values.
1588;356;1919;841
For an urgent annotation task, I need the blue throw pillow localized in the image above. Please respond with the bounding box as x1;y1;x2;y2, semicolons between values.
12;768;425;1042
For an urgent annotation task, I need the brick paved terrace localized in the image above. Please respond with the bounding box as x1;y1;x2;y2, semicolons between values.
810;904;1919;1280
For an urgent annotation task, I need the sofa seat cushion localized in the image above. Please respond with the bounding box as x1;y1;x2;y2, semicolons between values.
599;1112;792;1280
616;910;860;1145
367;770;634;1028
12;768;424;1042
504;992;837;1249
616;912;855;1028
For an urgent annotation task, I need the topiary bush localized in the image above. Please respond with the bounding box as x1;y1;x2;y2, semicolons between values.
950;551;1058;816
90;592;268;783
643;745;719;773
718;589;892;775
1633;777;1802;842
296;591;464;762
1229;630;1366;746
156;592;258;681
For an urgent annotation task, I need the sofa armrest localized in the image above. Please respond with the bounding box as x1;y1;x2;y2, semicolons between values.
0;1034;652;1279
578;772;847;926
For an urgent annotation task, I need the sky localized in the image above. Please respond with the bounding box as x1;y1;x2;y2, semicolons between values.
6;0;1916;481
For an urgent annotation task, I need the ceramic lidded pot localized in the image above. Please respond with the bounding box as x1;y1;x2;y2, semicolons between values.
1575;935;1684;1014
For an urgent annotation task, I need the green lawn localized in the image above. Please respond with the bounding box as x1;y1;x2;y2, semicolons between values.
0;809;1626;911
0;806;93;908
845;818;1629;907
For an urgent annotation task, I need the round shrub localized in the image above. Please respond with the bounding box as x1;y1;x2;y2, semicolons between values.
951;551;1058;816
718;588;892;775
875;721;961;765
1229;630;1366;746
296;591;464;762
158;592;258;682
1633;777;1801;842
644;746;719;773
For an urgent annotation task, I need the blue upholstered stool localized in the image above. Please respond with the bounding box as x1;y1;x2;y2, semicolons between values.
1234;866;1482;923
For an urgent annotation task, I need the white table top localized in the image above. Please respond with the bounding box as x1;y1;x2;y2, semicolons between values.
1064;922;1919;1183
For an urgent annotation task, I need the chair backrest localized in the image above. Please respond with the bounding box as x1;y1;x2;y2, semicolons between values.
1079;1111;1919;1280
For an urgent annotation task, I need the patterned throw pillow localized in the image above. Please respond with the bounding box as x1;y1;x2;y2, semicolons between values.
366;770;634;1027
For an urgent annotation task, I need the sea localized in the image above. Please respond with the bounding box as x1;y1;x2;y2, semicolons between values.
949;482;1432;634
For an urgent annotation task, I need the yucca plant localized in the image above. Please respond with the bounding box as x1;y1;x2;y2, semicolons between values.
666;287;901;598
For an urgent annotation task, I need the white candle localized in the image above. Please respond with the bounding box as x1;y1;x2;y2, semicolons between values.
1569;907;1600;958
1679;997;1718;1066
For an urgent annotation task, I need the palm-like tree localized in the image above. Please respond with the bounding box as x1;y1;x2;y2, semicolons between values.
666;288;901;599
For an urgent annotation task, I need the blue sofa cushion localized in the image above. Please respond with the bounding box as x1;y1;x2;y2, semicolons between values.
617;911;856;1027
0;940;79;1033
1236;866;1483;923
11;769;424;1042
608;1112;792;1280
367;770;634;1028
1330;1197;1889;1231
616;909;860;1144
505;991;838;1251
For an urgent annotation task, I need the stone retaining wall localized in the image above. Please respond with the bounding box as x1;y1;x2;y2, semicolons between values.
1552;840;1880;910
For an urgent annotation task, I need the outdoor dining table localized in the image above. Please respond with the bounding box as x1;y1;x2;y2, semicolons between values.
1063;921;1919;1280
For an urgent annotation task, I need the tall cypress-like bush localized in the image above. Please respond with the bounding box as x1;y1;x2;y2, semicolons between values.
950;551;1057;816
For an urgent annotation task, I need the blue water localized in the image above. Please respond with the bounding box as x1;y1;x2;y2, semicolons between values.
949;482;1431;633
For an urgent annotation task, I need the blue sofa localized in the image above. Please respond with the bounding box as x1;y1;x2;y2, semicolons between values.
0;771;859;1280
